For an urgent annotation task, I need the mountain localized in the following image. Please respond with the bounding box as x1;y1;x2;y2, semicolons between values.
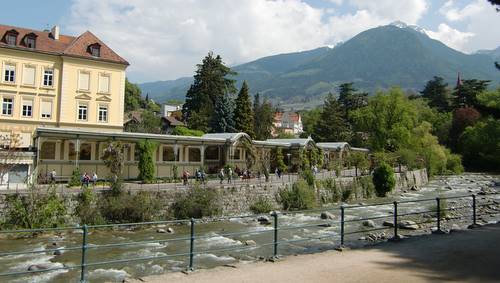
477;46;500;60
139;22;500;106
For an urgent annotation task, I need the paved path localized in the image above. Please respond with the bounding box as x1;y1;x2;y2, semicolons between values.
129;223;500;283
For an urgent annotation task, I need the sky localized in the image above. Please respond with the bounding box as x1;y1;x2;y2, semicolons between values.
1;0;499;83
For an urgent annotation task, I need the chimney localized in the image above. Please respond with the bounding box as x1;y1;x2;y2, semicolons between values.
51;25;60;40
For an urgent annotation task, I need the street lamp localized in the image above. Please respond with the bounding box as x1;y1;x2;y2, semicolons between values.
286;153;292;182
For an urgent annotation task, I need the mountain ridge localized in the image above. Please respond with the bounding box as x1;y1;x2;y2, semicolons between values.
138;23;499;105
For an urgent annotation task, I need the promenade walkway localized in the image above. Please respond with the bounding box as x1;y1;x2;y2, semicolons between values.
130;223;500;283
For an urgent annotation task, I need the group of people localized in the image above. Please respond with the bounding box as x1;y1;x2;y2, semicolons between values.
81;172;98;187
181;168;207;185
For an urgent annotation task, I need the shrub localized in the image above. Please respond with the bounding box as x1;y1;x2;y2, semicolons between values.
278;180;316;210
321;178;341;203
341;184;353;202
171;126;204;137
75;187;104;225
372;162;396;197
171;186;221;219
3;185;66;229
137;140;157;183
250;197;274;214
445;152;464;174
300;169;315;187
99;191;162;223
428;197;448;218
358;176;376;198
68;168;81;187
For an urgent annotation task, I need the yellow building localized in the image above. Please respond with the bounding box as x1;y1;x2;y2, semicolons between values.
0;24;128;186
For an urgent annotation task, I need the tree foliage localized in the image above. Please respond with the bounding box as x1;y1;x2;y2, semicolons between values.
234;81;255;137
183;52;237;131
253;93;275;140
458;118;500;171
314;93;351;142
137;140;158;183
210;93;235;132
372;162;396;197
124;78;143;112
420;76;451;112
453;79;490;109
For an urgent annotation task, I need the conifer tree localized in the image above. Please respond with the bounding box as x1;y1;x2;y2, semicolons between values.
210;93;235;132
453;79;489;109
234;81;255;137
183;52;236;131
253;93;275;140
421;76;451;112
313;93;351;142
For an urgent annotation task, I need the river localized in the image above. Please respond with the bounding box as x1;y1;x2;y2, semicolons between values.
0;173;498;283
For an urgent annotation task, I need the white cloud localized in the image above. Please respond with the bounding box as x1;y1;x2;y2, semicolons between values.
348;0;428;24
438;0;500;52
425;23;474;51
67;0;330;82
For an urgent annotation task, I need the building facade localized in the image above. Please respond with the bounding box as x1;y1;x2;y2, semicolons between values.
0;24;128;186
272;111;303;136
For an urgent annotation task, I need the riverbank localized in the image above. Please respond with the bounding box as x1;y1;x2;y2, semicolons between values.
130;223;500;283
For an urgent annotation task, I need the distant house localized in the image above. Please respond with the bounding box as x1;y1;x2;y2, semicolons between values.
272;111;303;136
123;111;143;131
161;104;182;118
161;116;185;134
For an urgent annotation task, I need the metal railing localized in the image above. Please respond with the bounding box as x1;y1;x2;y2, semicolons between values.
0;192;498;282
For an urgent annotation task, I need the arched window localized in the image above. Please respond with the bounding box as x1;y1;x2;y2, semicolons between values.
188;147;201;162
40;142;56;160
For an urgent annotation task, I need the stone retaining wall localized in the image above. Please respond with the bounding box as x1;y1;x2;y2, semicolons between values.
0;169;428;222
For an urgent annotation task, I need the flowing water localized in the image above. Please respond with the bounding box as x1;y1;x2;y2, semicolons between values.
0;174;499;283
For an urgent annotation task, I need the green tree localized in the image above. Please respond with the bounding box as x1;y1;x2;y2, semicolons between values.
137;140;157;183
372;162;396;197
171;126;204;137
210;93;235;132
458;118;500;171
453;79;490;109
300;108;321;138
347;152;369;176
253;94;275;140
420;76;451;112
351;88;417;151
337;82;368;119
124;78;143;112
314;93;351;142
101;141;125;193
234;81;255;137
183;52;236;131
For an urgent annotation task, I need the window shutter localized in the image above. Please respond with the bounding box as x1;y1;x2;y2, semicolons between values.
41;100;52;118
79;72;90;90
99;75;109;93
23;66;35;85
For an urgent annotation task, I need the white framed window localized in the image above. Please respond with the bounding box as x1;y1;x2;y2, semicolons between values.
2;97;14;116
22;99;33;117
78;71;90;91
43;68;54;87
41;99;52;119
4;64;16;83
22;65;36;86
98;73;110;93
6;34;17;46
98;104;108;122
78;103;88;121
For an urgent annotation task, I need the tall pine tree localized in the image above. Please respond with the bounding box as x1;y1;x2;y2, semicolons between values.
337;82;368;119
313;93;351;142
420;76;451;112
210;93;235;132
253;93;275;140
453;79;489;109
182;52;236;131
234;81;255;137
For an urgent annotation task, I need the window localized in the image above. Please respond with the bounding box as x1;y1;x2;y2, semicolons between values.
40;142;56;160
68;142;76;160
2;98;13;116
22;99;33;117
89;44;100;57
162;146;179;162
98;74;110;93
25;36;36;48
79;143;92;160
6;34;16;46
232;148;241;160
78;71;90;91
4;64;15;82
41;100;52;119
22;65;35;85
78;104;88;121
98;105;108;122
43;69;53;87
205;146;219;160
188;147;201;162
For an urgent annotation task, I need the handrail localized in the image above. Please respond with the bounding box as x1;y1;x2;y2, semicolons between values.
0;191;498;281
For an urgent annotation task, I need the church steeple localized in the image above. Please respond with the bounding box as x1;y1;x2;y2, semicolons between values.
456;72;462;88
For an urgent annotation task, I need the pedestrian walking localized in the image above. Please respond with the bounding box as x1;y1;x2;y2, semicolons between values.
219;168;225;184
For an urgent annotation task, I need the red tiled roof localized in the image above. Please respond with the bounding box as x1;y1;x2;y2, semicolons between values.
0;24;128;65
274;111;301;123
162;116;185;126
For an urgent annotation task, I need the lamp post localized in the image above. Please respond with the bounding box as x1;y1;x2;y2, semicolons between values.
286;153;291;182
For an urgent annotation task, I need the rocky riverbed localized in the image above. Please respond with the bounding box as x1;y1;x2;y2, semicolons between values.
0;173;498;283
